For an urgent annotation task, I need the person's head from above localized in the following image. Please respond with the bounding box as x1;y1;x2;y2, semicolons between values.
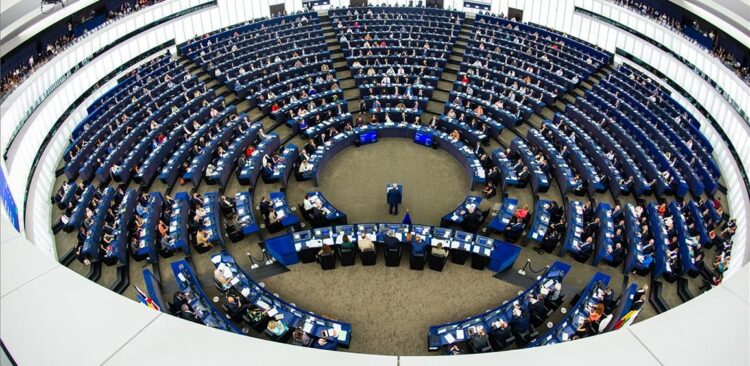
512;306;522;317
342;234;350;243
181;304;190;312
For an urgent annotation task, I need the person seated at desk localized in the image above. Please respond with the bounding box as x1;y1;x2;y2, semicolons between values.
219;195;234;215
298;159;314;174
448;129;460;142
266;319;289;338
585;217;600;238
513;205;530;221
225;295;248;322
540;230;560;252
179;304;201;324
482;182;496;199
170;291;189;314
292;327;314;347
490;318;512;341
259;196;273;221
504;218;525;242
339;234;355;251
431;242;450;258
462;207;483;231
384;230;401;252
261;162;275;179
317;244;334;259
213;266;232;290
358;233;375;252
190;192;203;209
517;166;530;185
588;302;605;330
467;328;490;352
608;242;625;266
528;293;548;320
444;344;464;355
302;194;316;215
574;317;595;338
572;236;594;261
411;235;428;256
509;305;531;335
195;229;212;249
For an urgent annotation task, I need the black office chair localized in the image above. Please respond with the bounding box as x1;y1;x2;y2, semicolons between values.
385;246;402;267
409;251;426;270
544;294;565;312
468;339;493;354
530;308;554;328
243;312;270;333
360;249;377;266
264;327;292;343
318;252;336;270
512;325;538;347
450;250;469;265
338;246;356;266
470;253;489;270
489;331;515;350
429;253;448;271
297;204;311;221
226;224;244;243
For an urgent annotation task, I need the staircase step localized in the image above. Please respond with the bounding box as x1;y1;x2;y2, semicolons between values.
337;70;352;79
437;80;454;92
347;100;362;114
333;61;348;70
441;72;458;82
432;90;449;103
344;89;360;101
449;55;464;63
340;79;356;89
426;101;445;115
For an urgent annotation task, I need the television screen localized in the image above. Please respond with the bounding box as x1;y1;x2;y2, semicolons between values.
359;130;377;145
414;131;433;147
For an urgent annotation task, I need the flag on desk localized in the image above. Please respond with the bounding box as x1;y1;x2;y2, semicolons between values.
134;285;161;311
613;309;641;330
402;210;412;225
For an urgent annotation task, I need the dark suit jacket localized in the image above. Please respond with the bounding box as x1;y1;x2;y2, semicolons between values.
384;235;400;252
387;187;402;205
510;311;531;333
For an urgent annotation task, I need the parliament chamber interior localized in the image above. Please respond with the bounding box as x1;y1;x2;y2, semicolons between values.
0;0;748;365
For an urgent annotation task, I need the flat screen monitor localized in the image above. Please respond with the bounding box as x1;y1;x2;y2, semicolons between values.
359;130;377;145
414;131;433;147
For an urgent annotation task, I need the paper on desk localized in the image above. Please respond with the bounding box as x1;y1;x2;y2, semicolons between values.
337;330;348;341
230;276;240;286
443;333;456;343
456;329;465;340
241;287;250;297
177;273;186;282
211;256;221;264
303;322;314;333
267;308;279;317
295;243;302;251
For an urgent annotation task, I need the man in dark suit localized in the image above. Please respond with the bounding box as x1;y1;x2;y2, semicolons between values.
504;218;525;243
509;305;531;335
387;184;402;215
384;231;401;252
528;294;548;322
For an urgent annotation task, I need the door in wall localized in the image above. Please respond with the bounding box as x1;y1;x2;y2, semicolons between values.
270;3;286;16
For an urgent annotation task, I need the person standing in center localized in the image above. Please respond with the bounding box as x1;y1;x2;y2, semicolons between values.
387;184;402;215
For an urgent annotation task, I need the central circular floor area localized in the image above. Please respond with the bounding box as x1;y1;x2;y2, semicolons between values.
315;139;471;225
